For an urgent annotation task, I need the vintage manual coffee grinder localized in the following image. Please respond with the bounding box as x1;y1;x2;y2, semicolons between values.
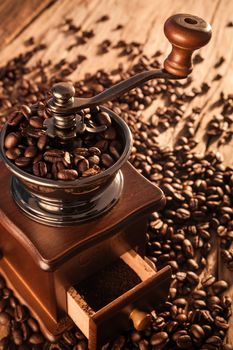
0;14;211;350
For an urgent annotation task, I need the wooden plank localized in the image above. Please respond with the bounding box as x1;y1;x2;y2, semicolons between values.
0;0;55;50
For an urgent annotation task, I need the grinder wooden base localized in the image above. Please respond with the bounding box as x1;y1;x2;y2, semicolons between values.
0;161;171;349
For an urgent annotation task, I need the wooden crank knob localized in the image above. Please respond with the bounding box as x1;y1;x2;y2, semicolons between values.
129;309;152;331
164;14;212;77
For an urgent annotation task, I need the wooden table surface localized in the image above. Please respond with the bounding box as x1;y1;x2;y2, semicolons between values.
0;0;233;346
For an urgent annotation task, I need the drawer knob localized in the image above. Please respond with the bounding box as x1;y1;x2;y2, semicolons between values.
129;309;151;331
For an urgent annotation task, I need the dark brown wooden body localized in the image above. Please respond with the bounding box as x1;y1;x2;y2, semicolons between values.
0;161;170;348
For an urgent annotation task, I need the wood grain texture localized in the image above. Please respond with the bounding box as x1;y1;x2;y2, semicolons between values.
0;0;233;345
1;0;231;162
0;0;55;50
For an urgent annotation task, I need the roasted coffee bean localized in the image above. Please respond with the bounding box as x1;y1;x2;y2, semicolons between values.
190;324;205;340
33;161;47;177
27;318;39;333
77;159;89;173
5;147;21;160
21;322;31;341
37;135;47;150
186;271;199;286
101;153;114;167
94;140;109;152
88;155;100;166
183;239;194;258
82;167;100;177
101;126;116;140
97;111;112;126
29;116;44;129
14;305;28;322
109;140;122;159
26;127;45;138
212;280;228;295
7;111;24;126
21;105;32;119
4;132;20;149
176;208;191;219
150;331;168;347
0;312;10;325
29;333;44;345
88;146;101;156
33;153;43;164
12;329;23;345
176;334;192;348
15;157;31;168
214;316;229;330
52;161;65;179
24;145;37;158
202;275;216;288
57;169;78;180
74;155;85;166
73;148;89;157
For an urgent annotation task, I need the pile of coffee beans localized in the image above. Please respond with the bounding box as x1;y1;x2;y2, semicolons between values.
0;15;233;350
3;105;123;180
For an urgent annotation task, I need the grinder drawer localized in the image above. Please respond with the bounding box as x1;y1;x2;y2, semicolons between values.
67;250;171;350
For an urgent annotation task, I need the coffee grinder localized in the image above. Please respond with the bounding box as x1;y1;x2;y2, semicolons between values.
0;14;211;350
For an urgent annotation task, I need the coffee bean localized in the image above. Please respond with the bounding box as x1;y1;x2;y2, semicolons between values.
27;318;39;333
73;148;89;157
82;167;100;177
44;149;64;163
212;280;228;295
12;329;23;345
101;126;117;140
15;157;31;168
202;275;216;288
26;126;44;138
14;305;28;322
29;333;44;345
88;155;100;166
5;147;21;160
57;169;78;180
186;271;199;286
109;140;122;159
88;146;101;156
190;324;205;340
214;316;229;330
21;105;31;119
7;111;24;126
176;208;191;219
77;159;89;173
4;132;20;149
97;111;112;126
52;161;65;179
101;153;114;167
33;161;47;177
94;140;109;152
29;116;44;129
206;335;222;346
150;331;168;347
182;239;194;258
176;334;192;348
37;135;47;150
0;312;10;325
24;146;37;158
